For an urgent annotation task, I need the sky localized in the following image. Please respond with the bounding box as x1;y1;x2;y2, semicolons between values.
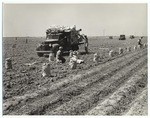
3;4;147;37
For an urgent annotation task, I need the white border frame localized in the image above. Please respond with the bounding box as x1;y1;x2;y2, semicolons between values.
1;0;149;118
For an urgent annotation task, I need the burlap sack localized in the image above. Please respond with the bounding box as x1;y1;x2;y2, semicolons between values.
5;58;12;69
119;48;123;54
93;53;99;62
42;63;51;77
127;47;131;52
109;50;114;57
49;53;54;62
69;58;77;69
133;45;137;50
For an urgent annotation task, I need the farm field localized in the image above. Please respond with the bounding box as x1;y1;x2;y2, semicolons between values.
2;36;147;115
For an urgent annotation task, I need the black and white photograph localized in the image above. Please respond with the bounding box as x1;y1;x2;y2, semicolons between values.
2;1;148;116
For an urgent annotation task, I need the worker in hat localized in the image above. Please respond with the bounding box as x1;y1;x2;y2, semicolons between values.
81;34;88;54
71;51;84;64
138;37;143;48
56;46;66;63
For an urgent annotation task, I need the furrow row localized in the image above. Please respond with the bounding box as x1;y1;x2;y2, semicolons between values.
86;66;147;115
4;49;146;114
45;55;146;115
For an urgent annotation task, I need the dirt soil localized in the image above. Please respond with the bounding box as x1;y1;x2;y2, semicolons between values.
2;36;148;115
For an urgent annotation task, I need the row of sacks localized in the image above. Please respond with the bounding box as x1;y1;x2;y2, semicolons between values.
93;44;147;63
41;43;148;77
45;43;144;77
5;43;147;78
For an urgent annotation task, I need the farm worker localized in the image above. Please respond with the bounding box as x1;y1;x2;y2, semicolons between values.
138;38;143;48
73;51;80;59
69;50;74;58
83;35;89;54
71;51;84;64
56;46;66;63
72;51;78;60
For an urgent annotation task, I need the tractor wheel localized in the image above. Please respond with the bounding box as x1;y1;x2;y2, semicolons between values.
37;53;44;57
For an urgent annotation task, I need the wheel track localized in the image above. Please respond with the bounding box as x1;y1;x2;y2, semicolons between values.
4;49;146;114
45;55;147;115
125;88;148;115
8;49;146;114
86;66;147;115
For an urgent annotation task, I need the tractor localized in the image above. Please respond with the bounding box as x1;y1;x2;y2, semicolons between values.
36;25;88;57
119;35;126;40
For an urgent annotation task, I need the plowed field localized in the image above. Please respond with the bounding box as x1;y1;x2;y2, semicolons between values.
2;36;147;115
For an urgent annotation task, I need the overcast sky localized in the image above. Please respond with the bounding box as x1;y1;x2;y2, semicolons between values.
3;4;147;37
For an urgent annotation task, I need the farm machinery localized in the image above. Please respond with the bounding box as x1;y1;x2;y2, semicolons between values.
36;25;88;57
119;35;126;40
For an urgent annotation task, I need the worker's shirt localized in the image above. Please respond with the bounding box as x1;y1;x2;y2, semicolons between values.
138;40;142;45
84;36;88;46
